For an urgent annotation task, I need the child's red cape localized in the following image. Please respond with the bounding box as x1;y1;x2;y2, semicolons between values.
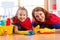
13;17;33;30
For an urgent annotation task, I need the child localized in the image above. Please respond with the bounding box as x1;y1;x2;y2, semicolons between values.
12;7;33;33
32;7;60;29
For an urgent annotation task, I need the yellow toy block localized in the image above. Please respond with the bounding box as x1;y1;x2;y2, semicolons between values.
0;25;13;35
44;28;55;32
0;27;4;35
40;28;55;34
39;29;45;33
34;25;40;29
44;28;51;32
18;30;29;35
33;25;40;34
33;25;55;34
4;25;13;35
49;29;55;32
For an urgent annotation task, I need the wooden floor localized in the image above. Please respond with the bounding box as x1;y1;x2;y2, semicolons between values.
0;29;60;40
0;34;60;40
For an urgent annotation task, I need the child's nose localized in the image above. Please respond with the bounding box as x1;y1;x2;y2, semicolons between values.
21;15;24;17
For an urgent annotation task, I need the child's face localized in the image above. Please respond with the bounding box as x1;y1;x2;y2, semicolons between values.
17;10;27;22
34;11;45;22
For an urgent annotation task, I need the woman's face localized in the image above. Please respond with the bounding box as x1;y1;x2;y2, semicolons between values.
17;10;27;22
34;11;45;22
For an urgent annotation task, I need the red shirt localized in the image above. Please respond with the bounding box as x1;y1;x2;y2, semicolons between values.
46;13;60;24
13;17;33;30
32;13;60;24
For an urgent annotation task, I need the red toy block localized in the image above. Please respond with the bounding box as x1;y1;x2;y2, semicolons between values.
6;18;10;26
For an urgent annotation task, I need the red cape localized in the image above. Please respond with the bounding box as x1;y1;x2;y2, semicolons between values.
46;13;60;24
32;13;60;24
13;17;33;30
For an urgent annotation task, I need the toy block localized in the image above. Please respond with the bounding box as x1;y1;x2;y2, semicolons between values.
33;25;40;34
40;28;55;34
18;30;29;35
0;20;5;26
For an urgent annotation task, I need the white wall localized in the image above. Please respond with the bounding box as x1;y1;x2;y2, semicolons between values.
0;0;18;17
48;0;60;17
20;0;44;21
0;0;44;20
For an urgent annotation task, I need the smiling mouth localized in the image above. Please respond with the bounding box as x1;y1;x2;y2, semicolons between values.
39;18;45;22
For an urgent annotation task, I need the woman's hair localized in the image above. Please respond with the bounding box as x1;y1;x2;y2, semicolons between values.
32;7;50;22
15;7;28;16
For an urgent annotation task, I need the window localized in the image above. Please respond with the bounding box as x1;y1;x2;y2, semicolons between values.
20;0;44;21
0;0;18;17
0;0;45;19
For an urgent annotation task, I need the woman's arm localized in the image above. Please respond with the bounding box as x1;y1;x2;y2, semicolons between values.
32;22;37;27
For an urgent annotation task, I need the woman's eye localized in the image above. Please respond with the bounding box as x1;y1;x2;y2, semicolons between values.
40;14;42;15
20;14;22;16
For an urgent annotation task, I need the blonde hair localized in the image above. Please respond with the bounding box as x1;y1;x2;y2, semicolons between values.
15;7;28;17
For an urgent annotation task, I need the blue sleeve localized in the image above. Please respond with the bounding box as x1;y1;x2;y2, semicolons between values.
52;24;60;29
14;24;27;30
32;22;45;28
48;24;60;29
32;22;37;27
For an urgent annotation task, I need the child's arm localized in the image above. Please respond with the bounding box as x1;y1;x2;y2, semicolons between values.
13;25;19;34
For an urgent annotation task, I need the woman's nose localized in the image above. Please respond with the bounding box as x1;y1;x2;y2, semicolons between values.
39;16;42;19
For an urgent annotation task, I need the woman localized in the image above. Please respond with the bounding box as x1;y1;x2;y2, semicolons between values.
32;7;60;29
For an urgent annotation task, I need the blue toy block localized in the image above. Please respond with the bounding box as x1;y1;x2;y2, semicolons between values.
29;30;34;35
0;20;5;26
24;30;34;36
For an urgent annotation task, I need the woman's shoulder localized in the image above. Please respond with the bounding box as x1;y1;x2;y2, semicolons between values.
46;13;60;24
49;13;59;17
49;13;56;16
49;13;60;19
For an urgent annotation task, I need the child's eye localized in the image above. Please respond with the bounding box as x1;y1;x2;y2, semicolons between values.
20;14;22;16
23;14;25;16
36;15;39;17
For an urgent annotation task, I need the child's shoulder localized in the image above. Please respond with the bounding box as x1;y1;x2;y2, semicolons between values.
26;17;31;20
12;16;19;24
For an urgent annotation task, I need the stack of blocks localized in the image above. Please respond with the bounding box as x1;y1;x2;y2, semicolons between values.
0;15;10;26
0;15;13;35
